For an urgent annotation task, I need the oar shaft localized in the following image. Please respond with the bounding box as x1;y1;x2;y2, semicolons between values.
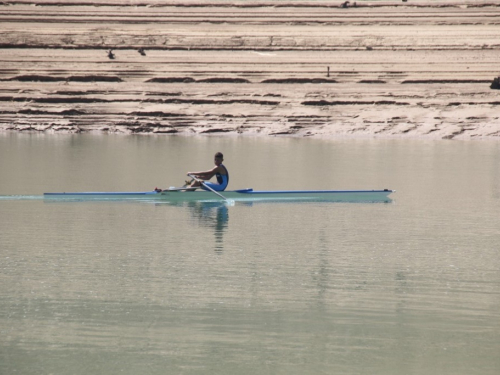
187;174;228;201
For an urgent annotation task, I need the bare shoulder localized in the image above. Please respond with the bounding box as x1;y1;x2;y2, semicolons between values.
216;165;227;174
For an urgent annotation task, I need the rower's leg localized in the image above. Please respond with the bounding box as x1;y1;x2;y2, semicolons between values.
190;180;202;188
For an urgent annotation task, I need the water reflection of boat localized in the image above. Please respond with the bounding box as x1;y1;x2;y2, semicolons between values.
178;201;229;252
44;189;394;203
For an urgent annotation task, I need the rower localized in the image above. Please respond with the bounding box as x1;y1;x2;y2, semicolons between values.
187;152;229;191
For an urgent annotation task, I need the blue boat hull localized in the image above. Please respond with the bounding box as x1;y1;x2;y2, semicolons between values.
44;189;394;202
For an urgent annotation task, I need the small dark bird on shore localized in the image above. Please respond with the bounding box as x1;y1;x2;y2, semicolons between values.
138;47;146;56
341;1;350;8
107;49;115;59
491;77;500;90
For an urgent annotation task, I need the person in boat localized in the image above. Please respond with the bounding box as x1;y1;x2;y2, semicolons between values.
187;152;229;191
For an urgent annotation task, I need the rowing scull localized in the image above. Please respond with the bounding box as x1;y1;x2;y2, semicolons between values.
43;189;394;202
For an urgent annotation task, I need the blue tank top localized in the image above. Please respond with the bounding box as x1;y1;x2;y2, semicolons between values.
216;164;229;186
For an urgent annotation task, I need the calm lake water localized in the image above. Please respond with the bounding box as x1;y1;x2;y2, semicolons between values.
1;134;499;375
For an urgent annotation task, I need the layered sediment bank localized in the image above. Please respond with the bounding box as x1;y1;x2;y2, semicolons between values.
1;0;500;140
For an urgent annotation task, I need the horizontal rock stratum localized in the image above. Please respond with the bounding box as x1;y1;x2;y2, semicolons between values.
1;0;500;140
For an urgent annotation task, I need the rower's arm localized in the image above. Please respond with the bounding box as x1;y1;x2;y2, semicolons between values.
187;166;217;179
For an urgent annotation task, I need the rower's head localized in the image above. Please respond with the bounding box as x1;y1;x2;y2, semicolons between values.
214;152;224;165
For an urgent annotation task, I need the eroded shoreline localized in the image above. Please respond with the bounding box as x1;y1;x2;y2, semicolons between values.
1;0;500;140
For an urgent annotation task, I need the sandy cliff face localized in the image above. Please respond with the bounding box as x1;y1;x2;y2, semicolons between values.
1;0;500;139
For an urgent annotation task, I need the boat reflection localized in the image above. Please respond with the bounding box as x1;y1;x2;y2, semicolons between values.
165;201;229;253
41;197;392;253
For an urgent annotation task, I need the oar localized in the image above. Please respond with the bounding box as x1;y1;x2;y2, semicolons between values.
188;174;234;205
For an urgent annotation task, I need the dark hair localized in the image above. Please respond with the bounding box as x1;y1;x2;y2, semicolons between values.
215;152;224;159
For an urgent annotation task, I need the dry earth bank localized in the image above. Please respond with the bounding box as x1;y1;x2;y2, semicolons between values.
1;0;500;139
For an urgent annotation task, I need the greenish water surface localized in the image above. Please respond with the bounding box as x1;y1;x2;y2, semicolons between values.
1;134;499;374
